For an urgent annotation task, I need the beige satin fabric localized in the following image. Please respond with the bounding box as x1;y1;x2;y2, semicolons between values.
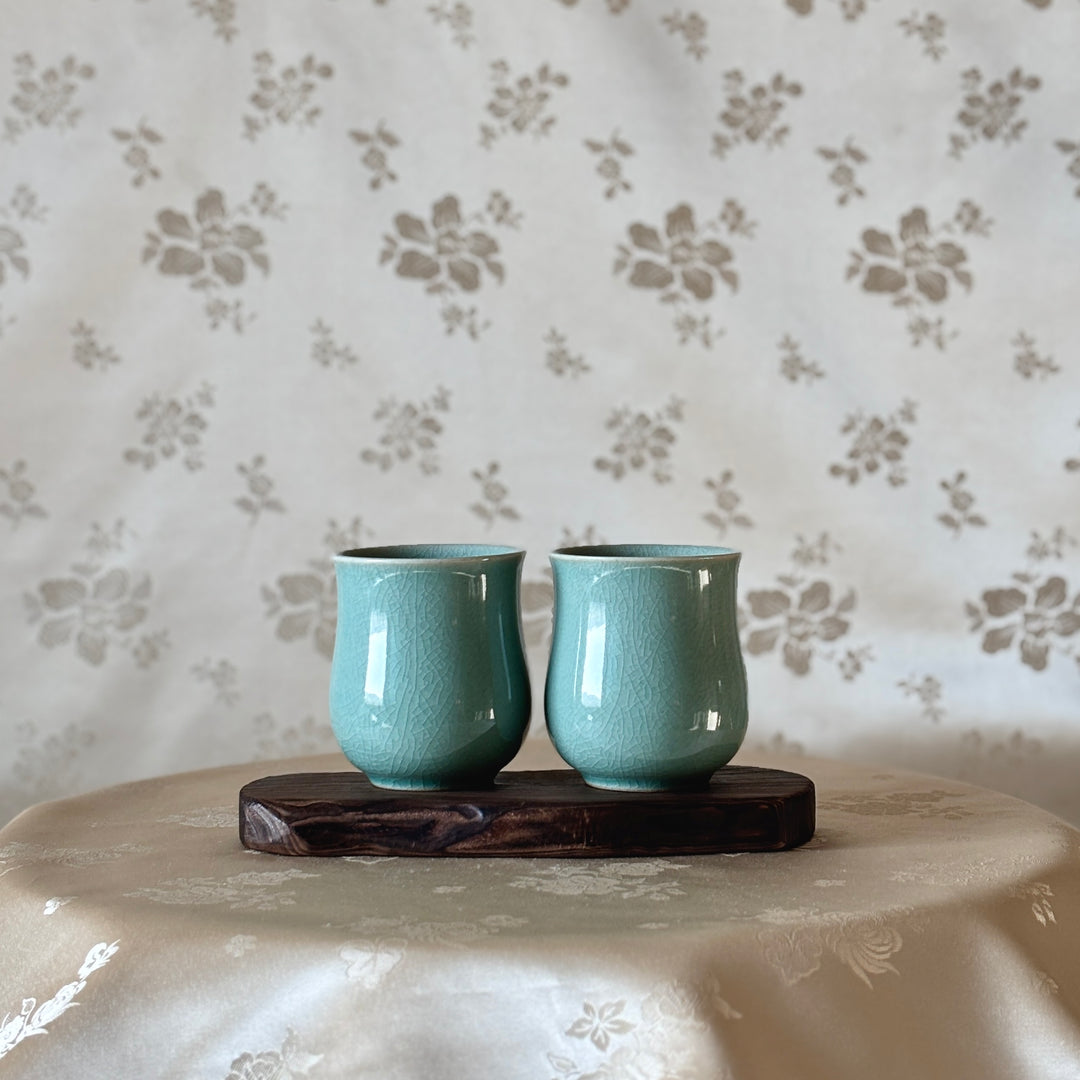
1;740;1079;1078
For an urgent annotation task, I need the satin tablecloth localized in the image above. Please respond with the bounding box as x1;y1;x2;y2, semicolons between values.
2;739;1079;1080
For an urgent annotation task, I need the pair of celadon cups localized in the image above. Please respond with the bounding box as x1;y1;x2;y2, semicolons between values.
329;544;748;792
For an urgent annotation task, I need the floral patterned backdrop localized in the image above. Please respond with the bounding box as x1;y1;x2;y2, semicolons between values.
1;0;1078;827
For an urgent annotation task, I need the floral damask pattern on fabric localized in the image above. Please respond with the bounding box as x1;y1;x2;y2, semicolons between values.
479;61;569;147
847;204;988;348
3;54;95;141
615;201;753;346
24;521;168;668
740;534;872;680
0;941;118;1061
965;530;1080;672
143;185;284;331
381;193;517;337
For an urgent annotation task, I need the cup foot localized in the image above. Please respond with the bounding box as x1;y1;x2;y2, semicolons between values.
365;774;493;791
579;774;712;793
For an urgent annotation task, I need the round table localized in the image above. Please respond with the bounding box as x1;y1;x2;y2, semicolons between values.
2;739;1079;1079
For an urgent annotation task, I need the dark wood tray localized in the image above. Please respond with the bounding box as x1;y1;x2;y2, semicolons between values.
239;767;815;858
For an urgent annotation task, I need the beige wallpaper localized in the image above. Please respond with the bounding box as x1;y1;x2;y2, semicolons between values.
1;0;1078;826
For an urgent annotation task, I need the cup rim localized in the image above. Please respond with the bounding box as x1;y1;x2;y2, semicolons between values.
551;544;740;562
335;544;524;565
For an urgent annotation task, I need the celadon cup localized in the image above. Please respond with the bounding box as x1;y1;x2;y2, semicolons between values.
545;544;748;791
329;544;531;789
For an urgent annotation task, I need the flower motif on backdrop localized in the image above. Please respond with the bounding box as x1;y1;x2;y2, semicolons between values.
898;12;948;60
712;71;802;158
0;185;47;294
661;10;709;61
1011;331;1059;380
123;383;215;472
309;319;358;369
829;399;917;488
816;139;869;205
70;322;120;371
966;529;1080;672
595;397;685;483
360;386;451;475
847;203;991;349
348;121;401;189
0;460;46;528
24;521;168;669
739;534;872;680
479;61;569;147
544;328;590;377
242;52;333;140
583;131;634;200
470;461;521;528
949;66;1041;159
702;471;753;540
190;0;238;43
142;185;285;332
614;202;754;347
777;335;826;383
234;456;285;524
427;2;476;49
937;472;987;537
3;53;95;141
111;119;163;186
381;193;520;338
1055;138;1080;198
261;519;369;660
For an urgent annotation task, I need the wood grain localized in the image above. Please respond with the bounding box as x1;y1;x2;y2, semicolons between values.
239;767;815;858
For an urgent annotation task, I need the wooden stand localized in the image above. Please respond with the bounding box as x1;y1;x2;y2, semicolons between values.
240;767;815;858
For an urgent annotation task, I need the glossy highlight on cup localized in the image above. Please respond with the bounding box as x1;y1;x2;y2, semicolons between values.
329;544;531;790
545;544;748;791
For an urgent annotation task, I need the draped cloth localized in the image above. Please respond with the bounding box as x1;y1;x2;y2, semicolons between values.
1;739;1079;1078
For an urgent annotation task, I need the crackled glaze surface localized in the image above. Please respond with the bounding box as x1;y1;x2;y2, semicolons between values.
330;545;530;788
546;545;747;790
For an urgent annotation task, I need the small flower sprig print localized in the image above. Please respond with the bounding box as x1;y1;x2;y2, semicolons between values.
361;386;451;475
479;61;569;148
829;399;917;487
236;455;286;523
112;119;164;186
349;122;401;190
3;53;95;142
0;460;47;527
817;139;868;205
1012;332;1059;380
937;471;987;537
948;66;1040;160
898;11;947;60
712;71;802;159
595;397;684;484
544;328;590;377
661;10;709;61
584;131;634;200
243;52;333;141
898;674;945;722
702;471;753;538
778;334;825;383
470;461;521;528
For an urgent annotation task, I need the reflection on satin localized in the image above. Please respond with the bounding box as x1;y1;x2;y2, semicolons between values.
364;610;387;707
580;601;606;708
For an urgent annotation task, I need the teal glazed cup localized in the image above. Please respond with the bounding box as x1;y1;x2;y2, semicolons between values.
545;544;748;791
329;545;531;789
